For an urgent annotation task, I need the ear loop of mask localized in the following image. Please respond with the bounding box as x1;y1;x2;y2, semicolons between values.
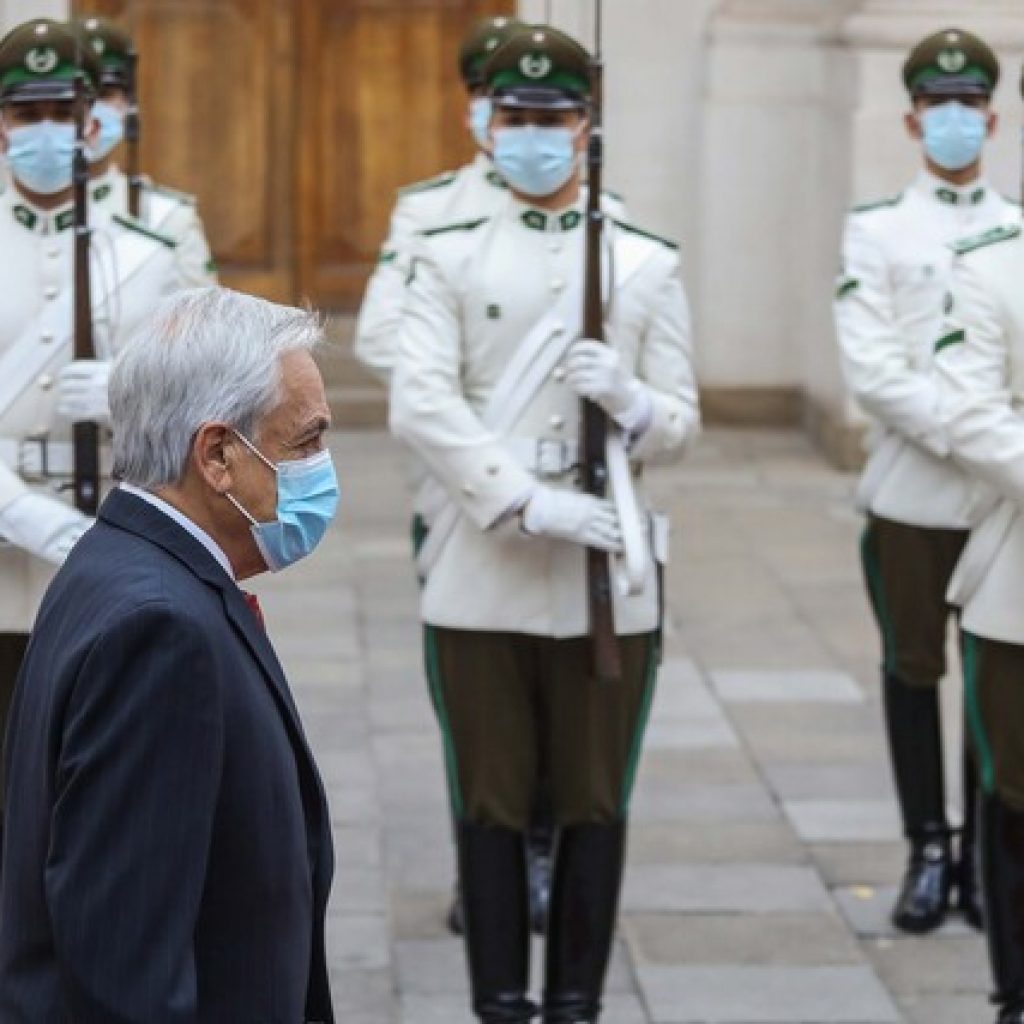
223;429;277;526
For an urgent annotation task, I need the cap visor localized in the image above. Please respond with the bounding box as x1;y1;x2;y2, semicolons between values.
492;85;586;110
913;76;991;98
2;81;77;103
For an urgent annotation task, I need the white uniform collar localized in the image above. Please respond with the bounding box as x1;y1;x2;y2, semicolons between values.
473;150;507;191
119;482;236;580
4;175;117;235
914;168;989;207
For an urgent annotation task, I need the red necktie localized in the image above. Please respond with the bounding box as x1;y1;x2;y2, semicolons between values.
243;591;265;630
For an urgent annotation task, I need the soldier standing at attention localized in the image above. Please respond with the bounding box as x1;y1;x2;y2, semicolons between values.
73;15;218;288
933;65;1024;1014
833;28;1018;934
390;26;698;1024
0;18;185;810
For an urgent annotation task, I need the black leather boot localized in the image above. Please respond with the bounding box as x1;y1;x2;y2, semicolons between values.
527;793;555;936
957;743;984;930
883;673;953;933
542;821;627;1024
456;820;537;1023
980;794;1024;1023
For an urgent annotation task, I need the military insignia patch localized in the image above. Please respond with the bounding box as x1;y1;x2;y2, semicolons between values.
24;46;58;75
937;48;967;73
520;53;553;79
487;304;501;320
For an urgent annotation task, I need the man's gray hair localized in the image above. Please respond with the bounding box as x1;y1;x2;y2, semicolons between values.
110;287;323;488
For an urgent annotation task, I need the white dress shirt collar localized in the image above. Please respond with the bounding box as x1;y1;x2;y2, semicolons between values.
119;482;235;580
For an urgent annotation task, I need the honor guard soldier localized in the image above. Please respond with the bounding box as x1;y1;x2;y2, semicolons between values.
933;73;1024;1017
73;15;217;287
0;19;185;782
390;26;698;1024
833;27;1017;935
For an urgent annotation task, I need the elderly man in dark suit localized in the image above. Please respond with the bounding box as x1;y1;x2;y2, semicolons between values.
0;287;339;1023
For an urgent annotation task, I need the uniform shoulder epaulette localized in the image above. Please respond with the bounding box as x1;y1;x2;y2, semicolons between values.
611;218;678;251
420;216;490;238
602;188;624;202
1001;194;1023;208
952;223;1021;257
399;171;458;197
144;181;197;207
112;213;177;249
851;193;903;214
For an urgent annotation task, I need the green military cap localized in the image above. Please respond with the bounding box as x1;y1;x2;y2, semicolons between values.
483;24;591;110
0;18;101;103
458;16;525;89
903;28;999;98
74;16;134;90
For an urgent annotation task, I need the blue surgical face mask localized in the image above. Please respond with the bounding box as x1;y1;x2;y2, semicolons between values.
88;100;125;163
920;102;988;172
491;125;579;197
4;120;75;194
468;97;492;149
226;432;340;572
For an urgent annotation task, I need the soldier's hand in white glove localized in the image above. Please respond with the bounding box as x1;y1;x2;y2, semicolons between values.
57;359;111;425
564;339;651;432
521;486;623;553
0;493;93;564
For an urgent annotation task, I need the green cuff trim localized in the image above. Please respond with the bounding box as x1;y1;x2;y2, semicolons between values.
934;329;965;354
835;277;859;300
378;249;397;265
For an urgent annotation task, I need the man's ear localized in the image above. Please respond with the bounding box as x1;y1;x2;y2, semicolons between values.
986;110;999;138
85;109;99;145
904;110;923;141
193;423;236;494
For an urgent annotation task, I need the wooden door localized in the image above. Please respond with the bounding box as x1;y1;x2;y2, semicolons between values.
75;0;514;309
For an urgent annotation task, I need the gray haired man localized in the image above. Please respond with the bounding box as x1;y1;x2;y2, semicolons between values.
0;288;337;1023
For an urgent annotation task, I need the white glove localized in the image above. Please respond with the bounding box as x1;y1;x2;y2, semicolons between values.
564;339;651;432
0;493;93;564
57;359;111;425
521;486;623;553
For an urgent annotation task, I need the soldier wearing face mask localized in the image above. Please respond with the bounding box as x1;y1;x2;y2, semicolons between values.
73;16;217;288
834;28;1019;936
0;17;186;824
390;25;698;1024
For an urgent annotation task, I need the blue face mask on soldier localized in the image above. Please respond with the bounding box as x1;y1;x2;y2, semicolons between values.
491;125;579;197
88;100;125;163
468;97;492;150
920;101;987;172
5;120;75;194
226;431;340;573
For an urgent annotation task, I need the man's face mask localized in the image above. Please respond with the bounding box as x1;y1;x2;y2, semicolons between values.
225;430;340;572
468;96;492;150
4;119;75;194
88;100;124;163
491;123;581;198
919;101;988;172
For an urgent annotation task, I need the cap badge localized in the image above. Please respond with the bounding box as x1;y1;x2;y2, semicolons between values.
937;48;967;74
520;53;553;79
24;46;58;75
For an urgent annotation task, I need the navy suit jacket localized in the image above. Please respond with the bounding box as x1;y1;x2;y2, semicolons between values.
0;489;335;1023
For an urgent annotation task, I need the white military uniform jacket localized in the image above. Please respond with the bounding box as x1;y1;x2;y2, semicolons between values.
91;166;218;288
934;224;1024;645
390;192;698;637
834;170;1019;528
0;184;185;631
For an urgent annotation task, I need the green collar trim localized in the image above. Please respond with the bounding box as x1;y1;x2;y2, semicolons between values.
486;170;509;190
934;328;965;354
520;208;582;233
11;203;36;231
55;209;74;232
936;186;985;207
92;182;112;204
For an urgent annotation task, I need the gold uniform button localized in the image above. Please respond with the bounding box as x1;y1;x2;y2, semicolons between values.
553;366;566;382
550;278;566;293
40;330;54;343
461;482;476;497
44;285;59;300
549;414;565;430
47;247;60;259
37;374;53;390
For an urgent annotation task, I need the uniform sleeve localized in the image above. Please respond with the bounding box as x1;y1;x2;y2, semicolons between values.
160;201;218;288
629;254;700;462
46;601;223;1023
389;242;536;529
353;195;422;384
934;255;1024;502
834;213;949;456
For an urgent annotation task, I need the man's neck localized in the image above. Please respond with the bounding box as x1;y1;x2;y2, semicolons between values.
511;173;581;212
89;153;115;180
925;158;982;188
13;180;72;212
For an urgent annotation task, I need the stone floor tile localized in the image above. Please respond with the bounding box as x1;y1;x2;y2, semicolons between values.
785;799;901;843
711;668;864;704
627;820;806;866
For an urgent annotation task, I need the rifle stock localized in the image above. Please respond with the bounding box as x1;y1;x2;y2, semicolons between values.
72;69;100;515
579;11;622;684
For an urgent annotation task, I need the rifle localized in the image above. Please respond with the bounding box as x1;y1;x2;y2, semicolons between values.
578;0;621;683
72;62;100;515
125;44;142;218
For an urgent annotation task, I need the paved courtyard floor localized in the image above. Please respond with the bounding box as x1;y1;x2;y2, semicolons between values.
250;427;989;1024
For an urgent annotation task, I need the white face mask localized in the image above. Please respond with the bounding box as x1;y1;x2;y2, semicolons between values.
88;99;125;162
468;96;492;149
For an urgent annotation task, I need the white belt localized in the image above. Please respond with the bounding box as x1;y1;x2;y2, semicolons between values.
0;437;113;482
506;437;579;479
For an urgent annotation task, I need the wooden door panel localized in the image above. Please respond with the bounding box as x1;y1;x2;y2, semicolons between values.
73;0;294;301
296;0;513;309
